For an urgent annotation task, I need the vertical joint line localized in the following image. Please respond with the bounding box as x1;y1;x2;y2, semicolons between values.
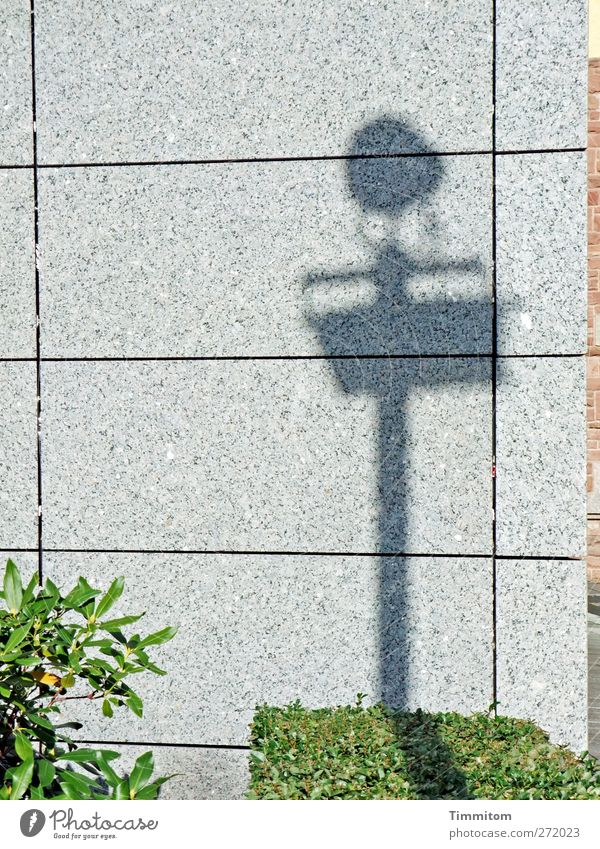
29;1;42;584
491;0;498;713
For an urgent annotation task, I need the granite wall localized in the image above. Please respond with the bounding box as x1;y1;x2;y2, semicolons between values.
588;58;600;583
0;1;587;797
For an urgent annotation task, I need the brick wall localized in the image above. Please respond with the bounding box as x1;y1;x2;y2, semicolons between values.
588;59;600;583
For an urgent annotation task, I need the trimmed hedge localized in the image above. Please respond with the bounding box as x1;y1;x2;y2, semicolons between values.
247;701;600;800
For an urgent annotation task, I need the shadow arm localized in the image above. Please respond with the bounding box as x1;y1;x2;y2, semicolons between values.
417;257;484;276
303;268;371;291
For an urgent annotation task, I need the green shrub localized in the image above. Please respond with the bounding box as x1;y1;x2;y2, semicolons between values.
0;559;176;800
248;699;600;800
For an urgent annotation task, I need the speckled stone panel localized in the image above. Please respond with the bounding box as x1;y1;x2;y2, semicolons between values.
0;170;36;357
44;553;493;745
41;359;492;553
496;0;586;150
0;364;37;548
0;551;37;576
105;744;249;800
496;358;586;557
13;0;585;761
0;3;32;164
496;559;587;752
34;0;492;163
38;156;492;357
496;153;586;355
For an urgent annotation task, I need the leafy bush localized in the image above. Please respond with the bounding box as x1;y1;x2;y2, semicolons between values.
0;559;176;800
248;699;600;800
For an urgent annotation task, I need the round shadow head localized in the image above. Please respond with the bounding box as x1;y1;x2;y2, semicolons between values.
346;117;444;214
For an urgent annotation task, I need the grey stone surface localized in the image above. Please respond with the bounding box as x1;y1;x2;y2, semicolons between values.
0;551;37;576
34;1;492;163
0;0;587;764
0;364;37;548
0;170;36;357
496;357;586;557
496;0;586;150
44;553;493;745
105;744;249;800
41;359;492;553
38;155;491;357
0;3;32;164
496;153;587;355
497;559;587;753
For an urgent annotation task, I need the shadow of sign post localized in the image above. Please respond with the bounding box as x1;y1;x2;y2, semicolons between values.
305;116;492;709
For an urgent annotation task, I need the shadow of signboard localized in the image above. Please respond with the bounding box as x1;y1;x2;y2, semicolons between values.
305;116;492;709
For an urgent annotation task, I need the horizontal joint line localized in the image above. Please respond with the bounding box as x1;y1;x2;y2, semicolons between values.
0;353;586;364
0;147;584;172
32;548;585;561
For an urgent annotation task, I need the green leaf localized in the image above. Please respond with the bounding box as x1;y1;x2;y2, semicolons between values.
84;657;115;673
134;626;177;650
37;759;56;788
102;699;114;718
43;577;60;599
83;638;114;649
62;577;101;610
12;656;43;666
9;757;33;800
130;783;158;799
14;732;34;762
135;774;173;799
128;752;154;796
126;692;143;718
113;779;130;800
3;559;23;615
95;577;125;621
2;623;31;655
62;671;75;689
97;753;121;788
67;652;82;673
56;748;120;764
58;772;91;799
101;614;145;631
28;712;54;730
82;600;95;621
141;660;168;676
21;573;39;607
56;625;74;645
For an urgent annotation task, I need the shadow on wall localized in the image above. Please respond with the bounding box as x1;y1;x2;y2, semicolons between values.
304;115;492;711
